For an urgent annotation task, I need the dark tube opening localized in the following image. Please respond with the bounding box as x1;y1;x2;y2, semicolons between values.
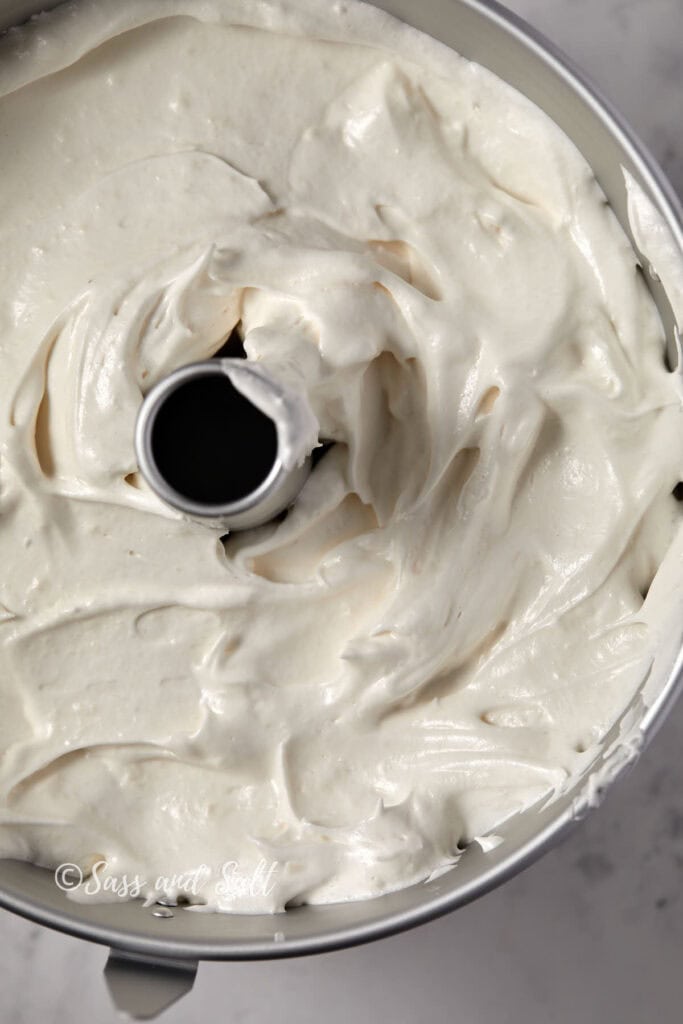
150;372;278;506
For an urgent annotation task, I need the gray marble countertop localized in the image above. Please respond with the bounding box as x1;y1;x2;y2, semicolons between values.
1;1;682;1021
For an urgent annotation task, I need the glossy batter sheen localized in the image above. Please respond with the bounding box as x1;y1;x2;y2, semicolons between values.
0;0;682;913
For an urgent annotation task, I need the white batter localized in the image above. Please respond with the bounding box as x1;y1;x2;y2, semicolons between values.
0;0;682;912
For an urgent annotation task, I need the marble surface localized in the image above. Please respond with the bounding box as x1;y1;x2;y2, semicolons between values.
1;0;682;1021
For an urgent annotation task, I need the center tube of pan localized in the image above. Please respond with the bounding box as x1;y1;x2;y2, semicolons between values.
150;371;279;506
134;359;315;531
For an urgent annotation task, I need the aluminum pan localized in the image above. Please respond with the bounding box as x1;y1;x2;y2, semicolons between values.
0;0;681;963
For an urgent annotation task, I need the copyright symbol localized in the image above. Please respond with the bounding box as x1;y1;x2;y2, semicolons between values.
54;863;83;891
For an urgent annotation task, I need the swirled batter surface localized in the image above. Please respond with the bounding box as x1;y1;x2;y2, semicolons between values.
0;0;682;911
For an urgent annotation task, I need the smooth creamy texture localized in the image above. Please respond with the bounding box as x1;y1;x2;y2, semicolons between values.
1;0;683;913
625;168;683;369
